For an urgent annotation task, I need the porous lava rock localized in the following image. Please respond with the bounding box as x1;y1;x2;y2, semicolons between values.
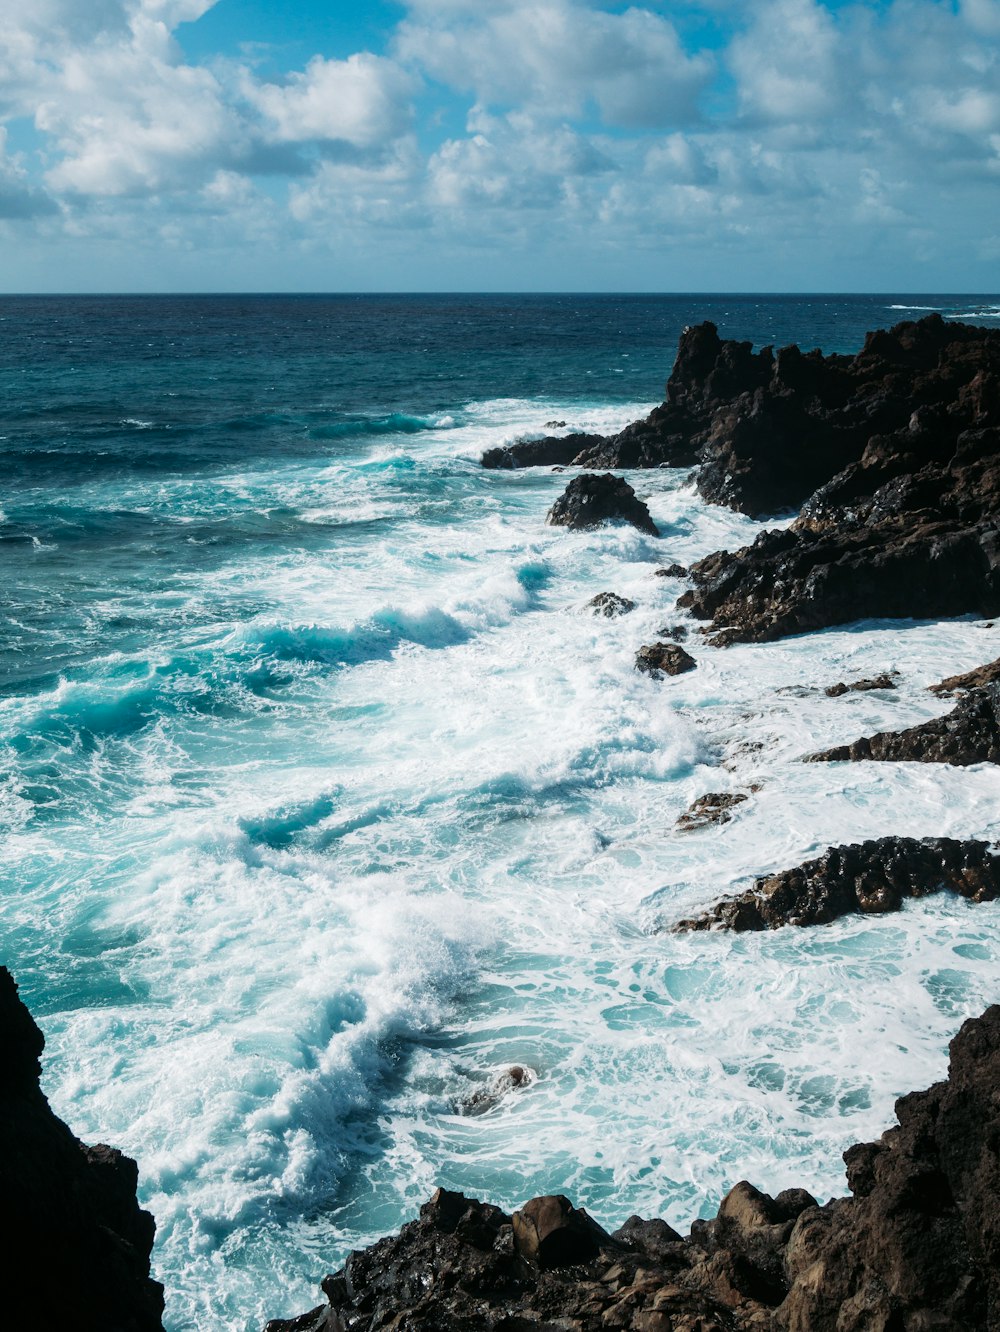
930;656;1000;695
824;673;898;697
264;1006;1000;1332
481;433;605;470
546;473;658;535
636;642;697;677
676;791;750;832
675;836;1000;932
805;683;1000;765
586;591;636;617
0;967;164;1332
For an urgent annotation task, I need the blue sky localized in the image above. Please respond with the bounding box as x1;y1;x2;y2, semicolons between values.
0;0;998;291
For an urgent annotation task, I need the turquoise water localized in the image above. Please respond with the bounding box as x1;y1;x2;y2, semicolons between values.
3;293;1000;1329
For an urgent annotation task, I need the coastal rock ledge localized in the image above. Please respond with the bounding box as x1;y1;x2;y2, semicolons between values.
0;966;164;1332
266;1005;1000;1332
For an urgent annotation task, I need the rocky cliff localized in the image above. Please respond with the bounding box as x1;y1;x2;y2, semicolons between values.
0;966;164;1332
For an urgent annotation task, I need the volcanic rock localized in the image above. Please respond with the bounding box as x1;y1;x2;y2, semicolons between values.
654;562;688;578
675;836;1000;932
265;1006;1000;1332
481;432;604;470
930;656;1000;695
636;642;697;677
806;683;1000;765
824;672;898;697
586;591;636;617
676;792;749;832
546;473;658;535
0;967;164;1331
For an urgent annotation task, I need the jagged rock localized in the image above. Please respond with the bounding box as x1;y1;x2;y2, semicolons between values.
676;792;749;832
482;433;605;469
824;673;898;697
806;683;1000;765
457;1065;533;1116
636;643;697;677
512;1195;614;1269
265;1008;1000;1332
586;592;636;617
654;563;689;578
546;473;658;535
930;656;1000;695
675;836;1000;932
0;967;164;1331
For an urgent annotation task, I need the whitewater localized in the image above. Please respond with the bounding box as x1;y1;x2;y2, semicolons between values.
3;294;1000;1330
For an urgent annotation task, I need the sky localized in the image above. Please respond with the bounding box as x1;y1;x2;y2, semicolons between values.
0;0;998;291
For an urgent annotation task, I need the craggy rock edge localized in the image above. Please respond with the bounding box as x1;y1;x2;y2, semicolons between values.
675;836;1000;933
266;1005;1000;1331
0;966;165;1332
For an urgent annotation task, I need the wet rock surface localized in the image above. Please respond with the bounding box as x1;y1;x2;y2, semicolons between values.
824;672;898;697
675;836;1000;932
636;642;697;677
264;1006;1000;1332
587;591;636;617
481;433;605;470
0;967;164;1332
546;473;659;535
930;655;1000;694
676;792;750;832
805;683;1000;765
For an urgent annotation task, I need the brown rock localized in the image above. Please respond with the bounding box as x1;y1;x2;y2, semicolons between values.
636;643;697;677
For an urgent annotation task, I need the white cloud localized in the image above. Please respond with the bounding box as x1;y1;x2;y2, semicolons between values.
729;0;842;124
396;1;712;129
252;54;415;149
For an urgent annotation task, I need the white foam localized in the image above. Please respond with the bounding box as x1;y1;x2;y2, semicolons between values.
7;405;1000;1331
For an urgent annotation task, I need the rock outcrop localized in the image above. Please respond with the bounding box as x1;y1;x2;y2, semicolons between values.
676;791;750;832
546;473;659;535
805;683;1000;765
930;656;1000;695
481;433;605;470
635;642;697;677
587;591;636;617
824;673;898;697
675;836;1000;932
0;967;164;1332
264;1005;1000;1332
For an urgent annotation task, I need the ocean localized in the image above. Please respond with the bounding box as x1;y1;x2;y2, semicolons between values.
3;292;1000;1329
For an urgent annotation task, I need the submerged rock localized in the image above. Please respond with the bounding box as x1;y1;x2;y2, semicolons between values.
0;967;164;1331
676;791;750;832
546;473;659;535
805;683;1000;765
675;836;1000;932
824;672;898;697
586;591;636;617
636;642;697;677
264;1006;1000;1331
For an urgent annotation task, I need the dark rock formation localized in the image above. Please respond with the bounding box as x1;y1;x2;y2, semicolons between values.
676;317;1000;641
676;836;1000;932
636;642;697;677
481;433;604;470
824;673;898;697
456;1065;533;1116
930;656;1000;695
546;473;658;535
265;1006;1000;1332
806;683;1000;765
654;563;688;578
0;967;164;1331
586;591;636;617
676;791;750;832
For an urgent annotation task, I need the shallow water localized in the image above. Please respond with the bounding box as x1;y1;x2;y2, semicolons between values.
3;293;1000;1330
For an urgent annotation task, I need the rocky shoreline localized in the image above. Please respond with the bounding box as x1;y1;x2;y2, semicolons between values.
8;314;1000;1331
267;1005;1000;1331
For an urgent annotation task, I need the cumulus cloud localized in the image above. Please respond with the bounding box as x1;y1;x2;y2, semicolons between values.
252;54;415;150
396;0;713;128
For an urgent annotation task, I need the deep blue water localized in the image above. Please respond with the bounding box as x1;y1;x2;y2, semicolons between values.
3;292;1000;1331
